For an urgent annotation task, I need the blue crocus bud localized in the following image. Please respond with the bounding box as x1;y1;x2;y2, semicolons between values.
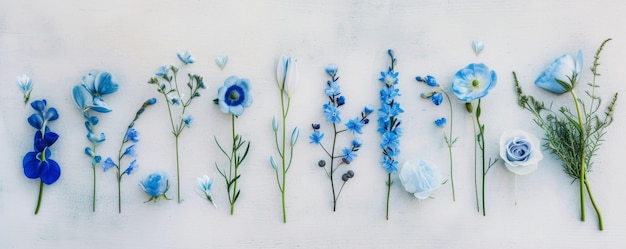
272;116;278;132
270;156;278;170
290;127;299;146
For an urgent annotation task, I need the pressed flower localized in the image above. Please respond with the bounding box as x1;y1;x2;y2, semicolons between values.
309;130;324;144
217;76;252;116
197;175;216;207
177;50;195;64
17;74;33;104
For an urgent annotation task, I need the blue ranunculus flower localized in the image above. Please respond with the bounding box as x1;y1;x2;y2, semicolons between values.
217;76;253;116
451;63;497;102
534;50;583;95
399;160;443;199
140;171;170;202
177;50;195;64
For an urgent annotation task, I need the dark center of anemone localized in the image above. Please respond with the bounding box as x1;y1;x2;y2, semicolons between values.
224;85;245;106
471;79;480;88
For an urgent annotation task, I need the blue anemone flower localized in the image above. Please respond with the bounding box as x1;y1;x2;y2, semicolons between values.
451;63;497;102
217;76;253;116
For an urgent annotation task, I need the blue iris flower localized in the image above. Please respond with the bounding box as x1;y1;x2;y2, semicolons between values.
217;76;253;116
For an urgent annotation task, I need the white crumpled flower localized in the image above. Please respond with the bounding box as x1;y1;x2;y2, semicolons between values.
399;160;443;199
499;129;543;175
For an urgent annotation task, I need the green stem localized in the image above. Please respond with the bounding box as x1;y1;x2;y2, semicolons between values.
281;97;289;223
331;123;338;211
570;90;585;222
470;115;479;212
117;173;122;213
230;114;237;215
443;91;455;201
476;100;486;216
34;180;43;215
385;173;391;220
92;158;96;212
175;135;181;203
584;180;603;230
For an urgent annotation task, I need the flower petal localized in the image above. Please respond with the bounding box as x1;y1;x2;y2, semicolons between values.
90;96;113;113
23;152;42;179
95;72;119;95
40;159;61;184
72;85;91;110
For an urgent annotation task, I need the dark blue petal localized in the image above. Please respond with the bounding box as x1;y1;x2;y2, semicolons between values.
23;152;42;179
40;159;61;185
44;131;59;146
84;147;94;157
30;99;47;113
34;131;47;152
93;156;102;164
45;107;59;122
27;113;43;129
95;72;119;95
72;85;91;110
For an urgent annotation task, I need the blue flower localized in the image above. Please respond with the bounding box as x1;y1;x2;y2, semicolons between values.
276;54;299;97
324;81;341;97
82;72;119;96
431;92;443;105
451;63;497;102
309;130;324;144
379;86;400;104
123;144;137;157
182;114;193;128
27;100;59;130
381;131;400;150
399;160;443;199
177;50;195;64
323;103;341;124
336;96;346;106
102;157;116;172
379;70;399;86
197;175;216;207
123;160;138;175
325;64;338;76
416;75;438;87
125;127;140;143
352;138;362;148
168;93;182;106
435;117;447;128
217;76;253;116
345;118;364;134
17;74;33;103
378;102;404;122
363;106;374;115
23;150;61;185
140;171;170;202
381;158;399;173
535;50;582;94
342;147;356;163
155;65;170;77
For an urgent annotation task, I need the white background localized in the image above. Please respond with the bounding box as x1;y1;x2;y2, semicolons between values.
1;0;626;248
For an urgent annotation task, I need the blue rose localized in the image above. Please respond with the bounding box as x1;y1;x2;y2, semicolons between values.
534;50;583;94
140;171;170;202
451;63;497;102
399;160;443;199
499;129;543;175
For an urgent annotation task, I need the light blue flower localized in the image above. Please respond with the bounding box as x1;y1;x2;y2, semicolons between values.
435;117;447;128
168;93;182;106
499;129;543;175
325;64;338;76
342;147;356;163
431;92;443;106
323;103;341;124
125;127;139;143
379;70;399;86
269;156;278;170
123;160;138;175
17;74;33;103
197;174;216;207
272;116;278;132
380;87;400;104
217;76;253;116
140;171;170;202
102;157;116;172
324;82;341;97
381;131;400;150
182;114;193;128
276;54;298;97
82;72;119;96
155;65;170;77
381;158;399;173
534;50;583;94
451;63;497;102
309;130;324;144
363;106;374;115
177;50;195;64
399;160;443;199
416;75;438;87
123;144;137;157
352;138;362;148
345;118;364;134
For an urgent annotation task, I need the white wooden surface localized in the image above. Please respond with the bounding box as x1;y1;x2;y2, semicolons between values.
1;0;626;248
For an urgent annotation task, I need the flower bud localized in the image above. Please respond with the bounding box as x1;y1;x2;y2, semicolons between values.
290;127;299;146
272;116;278;132
270;156;278;170
346;170;355;178
341;174;350;182
465;102;473;113
318;160;326;167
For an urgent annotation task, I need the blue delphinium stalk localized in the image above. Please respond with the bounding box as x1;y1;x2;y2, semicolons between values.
272;54;299;223
311;63;372;211
416;75;458;201
378;49;403;220
214;75;252;215
451;63;497;216
17;74;34;104
22;99;61;214
147;51;205;203
103;98;157;213
72;71;119;212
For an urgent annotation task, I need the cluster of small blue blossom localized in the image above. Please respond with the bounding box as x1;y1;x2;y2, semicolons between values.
22;100;61;214
310;63;372;211
103;98;157;213
147;50;206;204
72;71;119;212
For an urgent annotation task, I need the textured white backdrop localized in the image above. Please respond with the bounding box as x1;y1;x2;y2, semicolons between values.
1;0;626;248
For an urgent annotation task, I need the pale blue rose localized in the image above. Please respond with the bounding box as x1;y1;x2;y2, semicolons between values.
140;171;170;202
451;63;497;102
399;160;443;199
499;129;543;175
534;50;583;94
